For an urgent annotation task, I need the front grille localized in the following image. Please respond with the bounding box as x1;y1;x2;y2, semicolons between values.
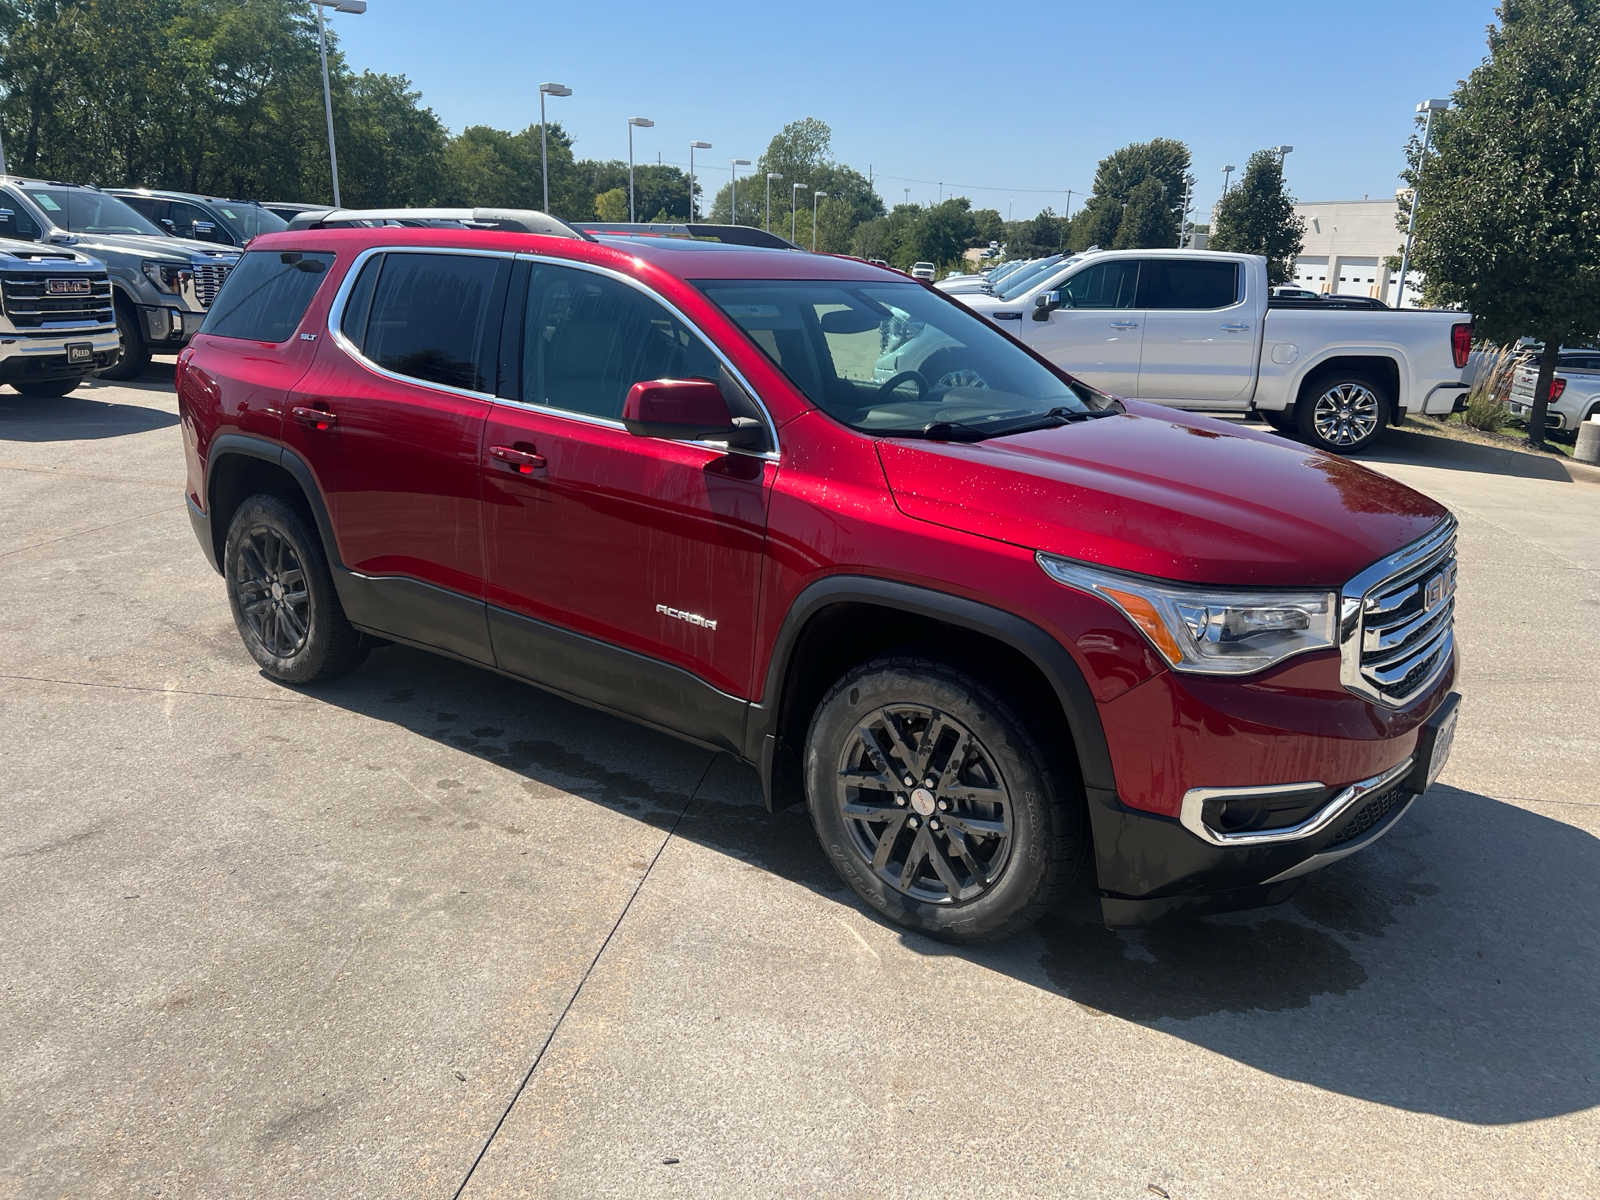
1343;518;1457;706
193;262;231;308
1;271;115;329
1327;783;1409;847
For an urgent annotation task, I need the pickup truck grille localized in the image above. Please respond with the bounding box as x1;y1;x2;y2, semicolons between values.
1342;518;1457;706
193;262;231;308
1;272;115;329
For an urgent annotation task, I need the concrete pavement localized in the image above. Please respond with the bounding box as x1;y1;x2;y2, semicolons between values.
2;375;1595;1199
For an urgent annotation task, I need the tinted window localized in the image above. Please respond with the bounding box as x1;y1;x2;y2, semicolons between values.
27;188;166;236
524;264;723;420
362;252;506;392
1136;260;1240;309
167;200;227;242
339;255;380;346
200;250;334;342
1058;261;1138;309
215;203;287;239
0;191;42;240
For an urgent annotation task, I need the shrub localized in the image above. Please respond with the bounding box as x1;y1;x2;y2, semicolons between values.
1461;342;1521;431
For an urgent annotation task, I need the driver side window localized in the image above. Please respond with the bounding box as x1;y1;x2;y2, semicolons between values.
0;192;41;240
1057;261;1137;310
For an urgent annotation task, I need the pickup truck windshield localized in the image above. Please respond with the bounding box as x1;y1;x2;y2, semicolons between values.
29;188;167;237
699;278;1102;438
994;255;1068;301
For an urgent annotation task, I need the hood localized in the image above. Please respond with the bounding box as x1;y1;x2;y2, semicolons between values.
56;232;238;263
875;403;1448;588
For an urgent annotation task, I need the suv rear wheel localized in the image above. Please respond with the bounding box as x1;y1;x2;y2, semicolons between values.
223;494;366;684
1297;369;1390;453
804;657;1087;942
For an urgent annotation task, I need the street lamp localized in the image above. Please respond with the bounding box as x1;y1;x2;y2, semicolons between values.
811;190;827;252
1396;99;1450;308
730;158;750;224
627;117;653;222
791;182;806;242
1273;144;1294;165
312;0;365;207
765;172;782;232
538;83;572;214
1221;163;1236;195
688;140;712;220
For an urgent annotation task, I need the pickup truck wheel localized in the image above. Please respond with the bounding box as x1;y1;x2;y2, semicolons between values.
223;495;367;684
100;298;150;381
1298;373;1389;453
804;657;1086;942
12;378;80;398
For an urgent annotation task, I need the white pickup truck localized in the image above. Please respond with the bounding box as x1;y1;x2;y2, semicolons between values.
919;249;1474;452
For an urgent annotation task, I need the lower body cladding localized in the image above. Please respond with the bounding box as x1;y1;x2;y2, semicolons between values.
0;328;122;382
1088;658;1460;925
138;305;205;350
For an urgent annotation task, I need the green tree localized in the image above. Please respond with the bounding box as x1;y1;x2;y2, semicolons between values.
970;207;1004;246
1403;0;1600;446
1074;138;1191;248
1069;196;1120;251
1112;177;1173;249
904;198;978;269
1008;208;1066;257
1209;149;1305;284
594;187;628;221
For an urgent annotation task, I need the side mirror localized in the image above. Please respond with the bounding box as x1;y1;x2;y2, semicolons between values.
159;217;176;234
1033;291;1061;321
622;377;760;446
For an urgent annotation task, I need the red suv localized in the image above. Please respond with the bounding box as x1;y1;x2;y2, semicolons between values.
177;215;1460;941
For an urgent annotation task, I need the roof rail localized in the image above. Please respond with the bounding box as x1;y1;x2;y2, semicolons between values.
579;222;801;250
284;207;593;240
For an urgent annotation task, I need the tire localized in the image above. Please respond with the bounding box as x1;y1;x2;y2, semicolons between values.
1296;369;1390;453
99;298;150;381
12;377;80;398
1260;407;1295;433
223;494;367;684
804;656;1088;942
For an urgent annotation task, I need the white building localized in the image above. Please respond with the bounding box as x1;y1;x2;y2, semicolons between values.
1287;195;1424;306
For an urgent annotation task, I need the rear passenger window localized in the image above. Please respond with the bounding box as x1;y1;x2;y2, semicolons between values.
522;263;723;419
361;252;506;392
1136;260;1241;310
200;250;334;342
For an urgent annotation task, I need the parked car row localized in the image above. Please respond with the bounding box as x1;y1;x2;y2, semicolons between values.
1507;347;1600;437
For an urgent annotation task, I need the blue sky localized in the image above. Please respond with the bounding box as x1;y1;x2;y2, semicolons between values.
334;0;1500;220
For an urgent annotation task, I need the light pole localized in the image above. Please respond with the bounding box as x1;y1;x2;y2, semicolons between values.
811;190;827;252
729;158;750;223
1396;99;1450;308
903;188;910;205
627;117;653;222
1221;163;1236;196
312;0;365;207
1273;144;1294;166
688;140;711;220
765;172;782;232
538;82;572;214
791;182;805;242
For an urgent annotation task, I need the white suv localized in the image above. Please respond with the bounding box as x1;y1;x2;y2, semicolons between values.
910;262;936;281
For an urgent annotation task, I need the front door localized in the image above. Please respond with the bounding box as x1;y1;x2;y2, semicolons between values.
1134;257;1258;409
1017;258;1143;396
482;259;775;746
283;248;511;662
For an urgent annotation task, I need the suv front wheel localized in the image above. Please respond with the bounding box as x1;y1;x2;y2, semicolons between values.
223;494;367;684
804;657;1087;942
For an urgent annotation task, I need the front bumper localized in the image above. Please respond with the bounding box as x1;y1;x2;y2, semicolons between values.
138;305;206;347
0;329;123;380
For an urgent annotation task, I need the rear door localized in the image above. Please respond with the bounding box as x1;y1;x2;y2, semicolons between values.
282;248;510;663
1135;258;1257;409
1017;258;1142;395
480;258;775;740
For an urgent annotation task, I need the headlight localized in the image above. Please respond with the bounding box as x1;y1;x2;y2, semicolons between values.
1037;553;1337;675
142;260;191;294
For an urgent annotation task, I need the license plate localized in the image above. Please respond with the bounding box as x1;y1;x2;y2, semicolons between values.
1424;704;1458;790
66;342;92;364
1509;401;1528;415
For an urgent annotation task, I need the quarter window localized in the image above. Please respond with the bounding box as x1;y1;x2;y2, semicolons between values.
1135;260;1241;310
522;263;723;420
200;250;334;343
360;252;507;392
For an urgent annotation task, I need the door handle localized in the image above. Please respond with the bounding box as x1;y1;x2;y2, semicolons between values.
1221;322;1250;331
1109;320;1139;329
489;444;547;475
290;405;337;430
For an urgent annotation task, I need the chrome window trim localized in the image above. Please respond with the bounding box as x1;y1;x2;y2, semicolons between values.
1338;515;1458;707
1179;756;1413;847
509;250;781;459
324;244;512;405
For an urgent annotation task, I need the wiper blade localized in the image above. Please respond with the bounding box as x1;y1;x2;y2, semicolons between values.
918;419;996;441
990;406;1119;436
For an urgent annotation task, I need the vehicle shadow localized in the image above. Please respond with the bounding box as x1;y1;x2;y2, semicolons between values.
306;643;1599;1128
0;382;179;442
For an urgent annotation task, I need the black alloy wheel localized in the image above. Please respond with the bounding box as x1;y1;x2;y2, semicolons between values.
232;525;312;659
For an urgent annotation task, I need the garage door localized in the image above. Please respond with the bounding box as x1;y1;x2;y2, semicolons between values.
1333;256;1380;297
1292;256;1328;293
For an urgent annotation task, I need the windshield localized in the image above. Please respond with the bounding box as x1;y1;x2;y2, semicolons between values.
216;202;287;239
28;188;167;236
698;278;1107;438
994;256;1068;301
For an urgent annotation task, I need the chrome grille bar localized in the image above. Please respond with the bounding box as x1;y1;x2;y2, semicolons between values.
1340;516;1458;706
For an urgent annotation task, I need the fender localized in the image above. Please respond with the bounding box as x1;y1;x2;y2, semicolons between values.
1255;344;1407;415
205;433;344;570
745;574;1117;803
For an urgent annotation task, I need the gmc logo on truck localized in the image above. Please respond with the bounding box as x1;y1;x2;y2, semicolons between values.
46;278;92;296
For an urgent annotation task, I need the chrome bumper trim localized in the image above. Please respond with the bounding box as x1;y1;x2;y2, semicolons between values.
1261;793;1417;884
1179;757;1414;847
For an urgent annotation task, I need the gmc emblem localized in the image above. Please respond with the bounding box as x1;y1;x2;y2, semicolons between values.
46;278;92;296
